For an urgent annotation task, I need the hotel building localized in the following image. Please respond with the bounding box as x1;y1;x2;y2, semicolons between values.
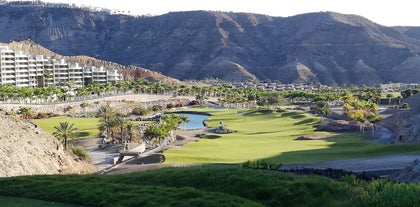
0;46;121;88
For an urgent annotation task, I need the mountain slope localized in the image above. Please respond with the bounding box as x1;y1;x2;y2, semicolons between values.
1;5;419;84
0;112;96;177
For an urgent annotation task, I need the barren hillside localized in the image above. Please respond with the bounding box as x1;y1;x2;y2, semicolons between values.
1;5;420;84
382;93;420;143
0;111;96;177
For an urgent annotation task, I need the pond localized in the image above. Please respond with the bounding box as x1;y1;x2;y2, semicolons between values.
174;113;210;130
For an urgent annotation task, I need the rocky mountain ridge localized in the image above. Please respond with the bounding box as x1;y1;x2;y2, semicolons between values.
0;5;419;84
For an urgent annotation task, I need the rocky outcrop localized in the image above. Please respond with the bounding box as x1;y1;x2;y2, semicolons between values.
316;119;372;132
0;5;420;84
0;111;96;177
382;94;420;143
389;159;420;183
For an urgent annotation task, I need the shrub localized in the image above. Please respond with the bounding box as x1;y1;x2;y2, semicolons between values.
132;107;151;115
189;100;201;105
166;103;174;109
400;103;409;109
152;105;163;112
35;112;48;119
68;145;90;161
240;160;282;170
175;103;184;107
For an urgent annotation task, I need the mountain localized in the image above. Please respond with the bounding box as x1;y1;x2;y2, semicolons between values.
1;4;420;85
0;111;96;177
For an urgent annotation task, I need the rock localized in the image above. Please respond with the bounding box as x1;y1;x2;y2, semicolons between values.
388;159;420;183
316;119;367;132
0;112;96;177
382;94;420;143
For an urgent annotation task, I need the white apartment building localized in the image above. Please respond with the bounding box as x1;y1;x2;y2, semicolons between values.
0;46;121;88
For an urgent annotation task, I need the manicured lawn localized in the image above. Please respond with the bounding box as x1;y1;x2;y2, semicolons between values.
164;108;420;164
32;117;100;139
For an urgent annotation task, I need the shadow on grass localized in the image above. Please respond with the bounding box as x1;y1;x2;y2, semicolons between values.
262;133;420;165
243;109;273;116
280;111;301;117
245;131;280;135
77;132;90;138
293;118;319;125
202;134;222;139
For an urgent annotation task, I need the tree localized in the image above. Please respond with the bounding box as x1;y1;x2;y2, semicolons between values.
80;101;89;116
53;121;78;150
126;122;135;142
310;101;332;119
96;105;114;139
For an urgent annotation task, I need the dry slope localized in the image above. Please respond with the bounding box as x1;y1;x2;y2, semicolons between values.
0;111;96;177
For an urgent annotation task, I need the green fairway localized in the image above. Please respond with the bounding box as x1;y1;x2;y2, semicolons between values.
164;109;420;164
32;117;100;139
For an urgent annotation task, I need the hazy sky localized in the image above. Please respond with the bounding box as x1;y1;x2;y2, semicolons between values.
42;0;419;26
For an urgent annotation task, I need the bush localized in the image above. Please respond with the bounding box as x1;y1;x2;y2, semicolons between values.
175;103;184;107
166;103;174;109
400;103;409;109
68;145;90;161
35;112;48;119
132;107;151;115
189;100;201;105
152;105;163;112
240;160;282;170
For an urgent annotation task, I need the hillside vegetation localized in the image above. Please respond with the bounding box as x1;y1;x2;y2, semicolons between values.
1;166;420;207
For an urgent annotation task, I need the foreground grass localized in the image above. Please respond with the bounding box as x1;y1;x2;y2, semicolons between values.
165;108;420;164
0;196;87;207
1;166;419;207
33;117;100;139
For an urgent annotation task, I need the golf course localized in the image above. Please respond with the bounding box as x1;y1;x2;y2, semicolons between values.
33;107;420;166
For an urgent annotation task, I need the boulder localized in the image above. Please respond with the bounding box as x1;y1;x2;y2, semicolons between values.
388;159;420;183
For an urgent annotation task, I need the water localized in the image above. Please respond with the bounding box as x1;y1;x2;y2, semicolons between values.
175;113;209;130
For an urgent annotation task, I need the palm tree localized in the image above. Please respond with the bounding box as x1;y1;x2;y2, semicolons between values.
97;105;114;139
113;114;127;143
80;101;89;116
126;122;135;143
53;121;78;150
143;124;168;146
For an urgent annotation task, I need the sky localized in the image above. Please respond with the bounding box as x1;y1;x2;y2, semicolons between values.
42;0;420;26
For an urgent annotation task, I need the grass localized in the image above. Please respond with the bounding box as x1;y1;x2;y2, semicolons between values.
164;108;420;164
0;167;356;207
32;117;100;139
0;196;87;207
1;166;419;207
